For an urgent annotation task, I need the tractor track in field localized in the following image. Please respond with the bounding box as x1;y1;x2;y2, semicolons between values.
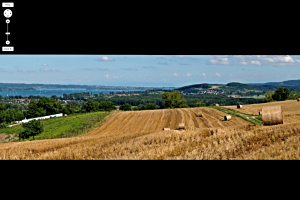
87;107;251;136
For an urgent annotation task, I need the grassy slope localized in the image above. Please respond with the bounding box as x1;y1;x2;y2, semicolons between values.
0;111;111;142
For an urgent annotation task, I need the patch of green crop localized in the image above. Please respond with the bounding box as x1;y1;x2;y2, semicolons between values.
209;106;263;125
0;111;112;142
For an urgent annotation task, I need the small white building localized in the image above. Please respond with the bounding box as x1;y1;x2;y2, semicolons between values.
8;113;65;127
20;113;63;124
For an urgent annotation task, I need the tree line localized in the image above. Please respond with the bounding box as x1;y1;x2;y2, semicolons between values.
0;96;117;127
264;87;300;102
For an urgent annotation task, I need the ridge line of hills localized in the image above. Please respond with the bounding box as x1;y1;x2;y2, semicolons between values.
2;79;300;91
176;79;300;92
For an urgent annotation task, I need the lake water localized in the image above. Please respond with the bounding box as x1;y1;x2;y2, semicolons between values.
0;88;145;98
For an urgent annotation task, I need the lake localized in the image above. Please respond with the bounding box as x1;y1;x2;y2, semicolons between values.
0;88;145;98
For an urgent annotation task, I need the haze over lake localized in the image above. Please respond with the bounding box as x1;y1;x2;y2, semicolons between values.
0;88;145;98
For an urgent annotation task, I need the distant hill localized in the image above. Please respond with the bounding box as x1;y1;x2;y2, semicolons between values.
176;83;213;90
249;79;300;87
176;79;300;93
176;82;277;93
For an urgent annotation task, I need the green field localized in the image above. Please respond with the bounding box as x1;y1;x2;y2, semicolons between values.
0;111;111;142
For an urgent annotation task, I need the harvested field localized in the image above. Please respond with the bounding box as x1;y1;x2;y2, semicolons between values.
88;107;250;136
1;105;300;160
225;100;300;116
1;121;300;160
225;100;300;124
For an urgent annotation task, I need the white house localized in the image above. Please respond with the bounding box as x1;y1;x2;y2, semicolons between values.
20;113;63;124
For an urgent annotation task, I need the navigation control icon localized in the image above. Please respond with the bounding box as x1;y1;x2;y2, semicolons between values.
2;2;14;51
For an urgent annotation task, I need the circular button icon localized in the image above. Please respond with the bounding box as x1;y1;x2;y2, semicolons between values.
6;40;10;45
4;9;12;18
6;19;10;24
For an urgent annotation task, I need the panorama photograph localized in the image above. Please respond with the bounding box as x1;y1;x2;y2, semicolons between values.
0;55;300;160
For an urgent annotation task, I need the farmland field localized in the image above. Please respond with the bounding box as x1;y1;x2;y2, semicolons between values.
225;100;300;115
1;102;300;160
225;99;300;124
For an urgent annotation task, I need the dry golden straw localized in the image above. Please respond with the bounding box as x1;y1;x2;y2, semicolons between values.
2;106;300;160
262;105;284;126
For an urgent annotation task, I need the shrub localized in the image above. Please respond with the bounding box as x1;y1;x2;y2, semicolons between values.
119;103;132;111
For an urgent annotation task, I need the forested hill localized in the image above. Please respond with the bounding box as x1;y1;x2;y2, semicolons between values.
251;79;300;87
176;82;278;93
176;79;300;93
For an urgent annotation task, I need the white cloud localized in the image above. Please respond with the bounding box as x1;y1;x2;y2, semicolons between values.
202;73;206;77
105;74;111;78
42;64;49;67
252;55;298;66
250;60;261;65
95;56;114;61
216;72;221;77
209;56;230;65
209;55;300;66
239;61;248;65
173;72;179;77
187;73;191;77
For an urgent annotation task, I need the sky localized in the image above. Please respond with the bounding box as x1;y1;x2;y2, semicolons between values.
1;55;300;87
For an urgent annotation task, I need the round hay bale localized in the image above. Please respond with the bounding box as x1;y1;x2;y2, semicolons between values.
215;104;220;107
259;111;262;115
297;98;300;101
262;105;283;126
163;128;170;131
224;115;231;121
237;104;242;109
178;123;185;129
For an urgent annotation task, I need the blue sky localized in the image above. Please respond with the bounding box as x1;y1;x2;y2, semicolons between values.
0;55;300;87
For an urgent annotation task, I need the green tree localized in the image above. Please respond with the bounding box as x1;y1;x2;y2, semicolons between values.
26;100;46;118
139;103;157;110
189;100;206;107
84;99;96;112
272;87;291;101
20;120;44;140
289;91;300;100
98;101;116;111
264;90;275;102
161;90;188;108
119;103;132;111
37;96;61;115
